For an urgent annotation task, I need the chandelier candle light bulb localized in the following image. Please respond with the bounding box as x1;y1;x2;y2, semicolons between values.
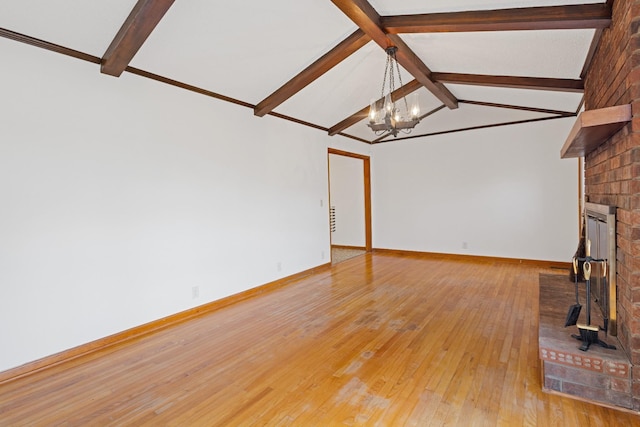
384;93;393;114
369;99;377;122
410;93;420;119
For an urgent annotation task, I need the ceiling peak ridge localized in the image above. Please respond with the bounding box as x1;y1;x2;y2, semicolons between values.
330;0;459;109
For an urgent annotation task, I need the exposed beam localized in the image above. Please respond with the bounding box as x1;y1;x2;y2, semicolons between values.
328;106;369;137
381;4;612;33
580;29;603;79
125;66;255;109
329;107;370;136
335;132;371;144
331;0;387;45
374;115;574;144
328;79;422;136
101;0;175;77
575;97;586;115
254;30;370;117
268;111;370;143
417;104;447;121
330;0;458;109
458;100;575;116
0;27;101;64
432;73;584;92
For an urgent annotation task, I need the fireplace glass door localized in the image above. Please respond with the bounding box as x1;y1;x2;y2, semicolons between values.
585;202;616;336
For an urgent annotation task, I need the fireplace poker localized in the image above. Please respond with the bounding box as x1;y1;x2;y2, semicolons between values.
575;261;599;351
564;257;582;327
585;261;592;326
602;260;609;336
572;258;616;351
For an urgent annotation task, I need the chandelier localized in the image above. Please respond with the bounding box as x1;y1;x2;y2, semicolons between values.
368;46;421;138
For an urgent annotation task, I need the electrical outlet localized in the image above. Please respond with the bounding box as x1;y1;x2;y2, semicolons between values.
277;262;282;272
192;286;199;299
320;199;324;207
321;250;325;260
462;242;468;249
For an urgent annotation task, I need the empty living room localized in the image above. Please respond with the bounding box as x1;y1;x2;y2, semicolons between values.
2;0;640;425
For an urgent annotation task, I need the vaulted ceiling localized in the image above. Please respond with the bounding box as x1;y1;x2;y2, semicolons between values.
0;0;611;144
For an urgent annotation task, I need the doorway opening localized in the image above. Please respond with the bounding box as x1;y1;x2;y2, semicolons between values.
327;148;371;264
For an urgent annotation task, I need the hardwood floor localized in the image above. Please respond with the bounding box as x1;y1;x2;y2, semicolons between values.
1;252;639;426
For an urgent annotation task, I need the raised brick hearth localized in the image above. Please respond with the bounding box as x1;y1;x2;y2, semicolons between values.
580;0;640;411
539;274;632;408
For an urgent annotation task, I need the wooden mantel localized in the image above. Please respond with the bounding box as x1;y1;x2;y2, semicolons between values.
560;104;631;158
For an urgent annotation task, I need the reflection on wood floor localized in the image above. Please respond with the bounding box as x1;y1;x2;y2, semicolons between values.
1;252;639;425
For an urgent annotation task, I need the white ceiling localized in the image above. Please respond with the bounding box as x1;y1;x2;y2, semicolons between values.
369;0;603;14
0;1;138;56
403;29;594;78
0;1;603;143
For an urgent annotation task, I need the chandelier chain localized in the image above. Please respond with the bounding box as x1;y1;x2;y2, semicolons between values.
388;50;395;95
393;50;409;115
379;51;391;101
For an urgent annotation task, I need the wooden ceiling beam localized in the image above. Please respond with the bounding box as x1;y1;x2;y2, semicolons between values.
330;0;458;109
381;4;611;33
432;73;584;92
328;79;422;136
580;29;604;78
0;27;101;64
101;0;175;77
254;29;370;117
374;115;572;144
459;100;575;116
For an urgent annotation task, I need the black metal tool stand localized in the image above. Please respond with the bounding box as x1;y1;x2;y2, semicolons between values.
570;254;616;352
572;323;615;351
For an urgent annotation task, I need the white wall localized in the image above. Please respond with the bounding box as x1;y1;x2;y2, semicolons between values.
328;154;366;247
372;119;579;262
0;39;341;371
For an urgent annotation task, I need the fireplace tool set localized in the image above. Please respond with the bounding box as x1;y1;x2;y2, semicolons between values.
565;241;616;352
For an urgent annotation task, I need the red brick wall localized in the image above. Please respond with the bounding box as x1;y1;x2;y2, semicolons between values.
583;0;640;410
585;0;635;109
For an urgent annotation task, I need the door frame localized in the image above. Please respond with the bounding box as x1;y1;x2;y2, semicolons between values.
327;148;372;252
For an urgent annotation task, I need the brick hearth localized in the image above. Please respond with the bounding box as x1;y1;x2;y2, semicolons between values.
539;273;632;409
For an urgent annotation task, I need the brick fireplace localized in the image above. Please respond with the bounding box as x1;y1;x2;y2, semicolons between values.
582;0;640;411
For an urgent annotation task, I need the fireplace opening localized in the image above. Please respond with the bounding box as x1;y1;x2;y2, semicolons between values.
584;202;617;336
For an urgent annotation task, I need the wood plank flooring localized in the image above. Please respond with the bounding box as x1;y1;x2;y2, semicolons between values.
1;252;639;426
